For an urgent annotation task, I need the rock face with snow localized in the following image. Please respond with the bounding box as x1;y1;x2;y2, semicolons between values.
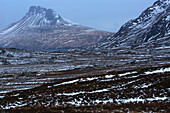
99;0;170;49
0;6;112;50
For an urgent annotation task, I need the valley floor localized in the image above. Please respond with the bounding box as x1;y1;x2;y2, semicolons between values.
0;47;169;112
0;65;170;112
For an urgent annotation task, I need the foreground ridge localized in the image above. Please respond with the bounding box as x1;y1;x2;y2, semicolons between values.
0;65;169;112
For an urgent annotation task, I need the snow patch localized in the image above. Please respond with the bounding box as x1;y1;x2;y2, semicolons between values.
105;75;115;78
119;71;137;77
145;67;170;75
115;97;168;104
0;24;18;35
53;79;79;87
0;95;5;98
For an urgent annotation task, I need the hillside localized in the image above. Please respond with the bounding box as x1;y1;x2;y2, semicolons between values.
0;6;113;50
94;0;169;50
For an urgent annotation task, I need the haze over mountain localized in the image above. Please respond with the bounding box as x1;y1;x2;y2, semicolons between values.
95;0;169;50
0;6;113;50
0;1;169;112
0;0;169;51
0;0;156;32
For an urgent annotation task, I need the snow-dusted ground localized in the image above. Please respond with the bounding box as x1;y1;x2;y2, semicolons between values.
0;47;169;75
0;66;169;110
0;47;169;112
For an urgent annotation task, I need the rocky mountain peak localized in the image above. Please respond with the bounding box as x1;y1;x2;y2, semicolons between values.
27;6;62;22
114;0;169;37
29;6;51;14
29;6;44;13
154;0;169;6
13;6;73;27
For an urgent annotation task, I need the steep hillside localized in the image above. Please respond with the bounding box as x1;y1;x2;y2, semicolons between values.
97;0;169;49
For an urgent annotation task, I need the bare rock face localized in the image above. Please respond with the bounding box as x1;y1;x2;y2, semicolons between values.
98;0;170;49
0;6;113;50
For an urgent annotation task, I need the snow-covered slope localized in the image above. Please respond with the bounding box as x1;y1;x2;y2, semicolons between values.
98;0;169;49
0;6;73;35
0;6;113;50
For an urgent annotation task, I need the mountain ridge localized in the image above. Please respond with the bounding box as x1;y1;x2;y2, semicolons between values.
95;0;169;50
0;6;113;50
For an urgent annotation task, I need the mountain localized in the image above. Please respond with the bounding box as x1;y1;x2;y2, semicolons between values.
97;0;169;50
0;6;113;50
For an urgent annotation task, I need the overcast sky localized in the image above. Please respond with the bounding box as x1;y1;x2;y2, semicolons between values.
0;0;156;32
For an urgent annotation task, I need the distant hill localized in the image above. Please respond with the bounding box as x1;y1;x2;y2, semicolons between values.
0;6;113;50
